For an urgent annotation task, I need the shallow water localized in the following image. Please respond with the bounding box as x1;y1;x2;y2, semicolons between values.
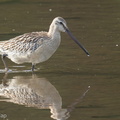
0;0;120;120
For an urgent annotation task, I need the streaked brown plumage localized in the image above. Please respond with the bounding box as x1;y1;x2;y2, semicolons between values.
0;17;89;72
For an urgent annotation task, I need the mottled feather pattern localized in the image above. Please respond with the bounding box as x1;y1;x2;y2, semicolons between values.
0;85;52;108
0;32;50;54
0;17;77;71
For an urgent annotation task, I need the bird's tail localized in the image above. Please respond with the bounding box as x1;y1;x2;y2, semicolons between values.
0;41;4;46
0;41;5;54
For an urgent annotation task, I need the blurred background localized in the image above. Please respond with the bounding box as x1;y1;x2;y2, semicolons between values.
0;0;120;120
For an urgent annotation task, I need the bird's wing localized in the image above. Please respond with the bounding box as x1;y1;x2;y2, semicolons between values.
1;32;49;54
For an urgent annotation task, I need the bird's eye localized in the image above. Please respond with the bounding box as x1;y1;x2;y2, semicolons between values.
59;22;63;25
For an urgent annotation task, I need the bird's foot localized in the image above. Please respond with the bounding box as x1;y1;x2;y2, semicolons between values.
5;67;9;73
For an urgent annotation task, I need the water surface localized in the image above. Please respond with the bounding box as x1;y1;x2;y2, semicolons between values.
0;0;120;120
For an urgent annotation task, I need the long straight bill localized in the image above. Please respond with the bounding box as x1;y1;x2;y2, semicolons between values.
62;23;90;56
66;29;90;56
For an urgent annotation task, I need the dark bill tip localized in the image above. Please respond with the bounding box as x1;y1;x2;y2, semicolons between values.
65;29;90;56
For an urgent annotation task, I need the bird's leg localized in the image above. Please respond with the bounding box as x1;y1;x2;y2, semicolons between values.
1;54;9;72
31;63;35;73
2;72;9;86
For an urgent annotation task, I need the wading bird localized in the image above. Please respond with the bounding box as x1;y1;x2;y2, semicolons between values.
0;17;89;72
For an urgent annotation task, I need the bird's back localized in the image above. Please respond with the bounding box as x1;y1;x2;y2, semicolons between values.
0;32;49;54
0;32;54;64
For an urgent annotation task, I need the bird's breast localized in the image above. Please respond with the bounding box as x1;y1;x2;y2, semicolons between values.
30;36;61;63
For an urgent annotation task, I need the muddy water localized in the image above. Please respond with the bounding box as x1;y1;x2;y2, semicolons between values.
0;0;120;120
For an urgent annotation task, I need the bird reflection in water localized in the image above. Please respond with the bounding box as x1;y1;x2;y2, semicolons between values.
0;74;90;120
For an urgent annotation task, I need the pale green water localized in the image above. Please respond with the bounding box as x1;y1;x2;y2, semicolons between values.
0;0;120;120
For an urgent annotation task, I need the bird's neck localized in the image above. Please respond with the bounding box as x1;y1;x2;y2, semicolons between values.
48;24;60;39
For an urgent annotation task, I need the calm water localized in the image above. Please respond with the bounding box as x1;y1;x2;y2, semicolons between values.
0;0;120;120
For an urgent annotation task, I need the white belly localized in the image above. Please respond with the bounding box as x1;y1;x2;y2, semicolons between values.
33;37;61;63
7;37;61;64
